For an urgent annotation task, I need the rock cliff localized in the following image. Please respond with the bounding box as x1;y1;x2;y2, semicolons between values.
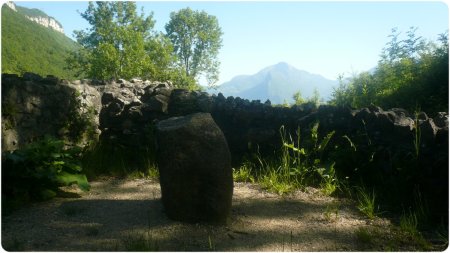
5;1;64;34
25;15;64;33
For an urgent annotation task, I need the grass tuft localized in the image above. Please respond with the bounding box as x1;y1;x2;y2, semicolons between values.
355;227;373;244
356;186;377;219
400;210;419;236
122;231;159;251
232;161;255;183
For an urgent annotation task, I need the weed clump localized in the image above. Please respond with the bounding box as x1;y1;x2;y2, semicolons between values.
2;137;90;211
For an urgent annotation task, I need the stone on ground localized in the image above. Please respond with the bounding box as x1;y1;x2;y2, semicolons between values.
155;112;233;224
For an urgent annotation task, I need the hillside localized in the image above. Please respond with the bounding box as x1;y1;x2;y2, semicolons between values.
214;62;338;104
1;3;78;79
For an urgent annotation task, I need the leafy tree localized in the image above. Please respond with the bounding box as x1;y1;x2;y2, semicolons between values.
145;32;200;90
330;28;448;115
293;91;306;105
308;88;321;107
165;7;223;86
68;2;156;80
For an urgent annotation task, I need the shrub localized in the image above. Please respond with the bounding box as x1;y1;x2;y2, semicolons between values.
2;137;90;205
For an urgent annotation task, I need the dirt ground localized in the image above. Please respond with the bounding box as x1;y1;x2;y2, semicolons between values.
0;177;436;251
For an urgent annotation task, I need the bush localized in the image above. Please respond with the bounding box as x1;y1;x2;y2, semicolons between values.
2;137;90;206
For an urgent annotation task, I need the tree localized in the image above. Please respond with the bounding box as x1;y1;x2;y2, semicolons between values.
330;28;448;115
165;7;223;86
308;88;321;108
68;2;156;80
292;91;305;105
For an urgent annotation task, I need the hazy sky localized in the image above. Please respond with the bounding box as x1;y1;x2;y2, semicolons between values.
14;1;449;85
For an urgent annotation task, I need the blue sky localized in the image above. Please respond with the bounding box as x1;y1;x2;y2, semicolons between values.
13;1;449;85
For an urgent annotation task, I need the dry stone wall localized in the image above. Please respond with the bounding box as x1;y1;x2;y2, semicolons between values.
1;73;101;150
2;74;448;222
2;73;447;164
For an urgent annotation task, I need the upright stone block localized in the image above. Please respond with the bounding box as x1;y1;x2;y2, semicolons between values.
155;113;233;224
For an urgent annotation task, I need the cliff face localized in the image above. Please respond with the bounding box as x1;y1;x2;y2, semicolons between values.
5;1;16;11
24;15;64;33
4;1;64;34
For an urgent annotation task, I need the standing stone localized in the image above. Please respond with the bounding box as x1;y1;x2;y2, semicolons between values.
155;113;233;224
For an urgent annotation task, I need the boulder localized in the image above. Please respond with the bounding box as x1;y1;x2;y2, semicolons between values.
155;113;233;224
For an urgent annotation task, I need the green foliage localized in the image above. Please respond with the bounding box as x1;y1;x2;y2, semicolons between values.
1;5;79;79
318;163;338;196
242;124;337;195
232;162;255;183
165;7;223;86
323;200;340;222
257;162;296;195
69;2;156;80
330;27;448;115
122;231;159;251
68;2;203;90
81;139;156;179
208;235;216;251
292;88;321;108
400;210;419;236
127;164;159;181
292;91;306;105
356;186;377;219
308;88;321;108
355;227;373;244
2;137;90;206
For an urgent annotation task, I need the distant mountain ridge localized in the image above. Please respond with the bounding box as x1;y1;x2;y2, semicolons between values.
214;62;338;104
1;2;78;79
5;2;64;33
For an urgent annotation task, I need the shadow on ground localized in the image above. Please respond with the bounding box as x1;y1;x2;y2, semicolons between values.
1;179;433;251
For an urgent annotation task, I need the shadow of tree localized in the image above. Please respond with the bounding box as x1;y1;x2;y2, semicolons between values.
1;181;391;251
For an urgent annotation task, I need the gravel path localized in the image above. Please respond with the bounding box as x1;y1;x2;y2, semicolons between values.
1;178;415;251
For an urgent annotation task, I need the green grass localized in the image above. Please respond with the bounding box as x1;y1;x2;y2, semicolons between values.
356;187;377;219
232;162;255;183
258;168;296;195
127;164;159;181
233;124;338;196
355;227;373;244
147;165;160;180
323;200;340;222
208;235;216;251
122;231;159;251
400;210;419;236
318;163;338;196
82;140;157;179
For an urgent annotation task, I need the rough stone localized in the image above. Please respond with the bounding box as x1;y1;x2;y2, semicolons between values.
1;76;101;150
433;112;449;129
155;113;233;224
147;94;169;113
419;118;438;148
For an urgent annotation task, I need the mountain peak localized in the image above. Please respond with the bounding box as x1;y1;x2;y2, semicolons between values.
274;61;291;68
216;62;338;104
271;61;293;71
5;1;17;11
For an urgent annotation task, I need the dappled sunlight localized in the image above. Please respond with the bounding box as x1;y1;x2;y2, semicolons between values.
2;178;401;251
